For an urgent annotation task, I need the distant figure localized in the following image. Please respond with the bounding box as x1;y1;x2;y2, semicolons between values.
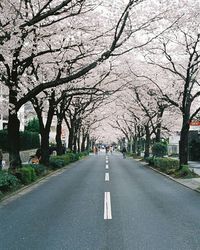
106;146;109;154
110;146;113;154
0;149;3;170
121;147;127;159
93;146;98;155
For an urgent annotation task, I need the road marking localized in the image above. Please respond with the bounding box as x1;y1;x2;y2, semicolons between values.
104;192;112;220
105;172;110;181
105;164;109;169
106;160;108;164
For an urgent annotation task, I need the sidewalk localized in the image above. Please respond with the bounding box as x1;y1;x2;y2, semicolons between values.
188;161;200;175
135;159;200;193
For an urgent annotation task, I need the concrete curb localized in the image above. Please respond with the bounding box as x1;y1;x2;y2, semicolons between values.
134;159;200;194
0;156;87;204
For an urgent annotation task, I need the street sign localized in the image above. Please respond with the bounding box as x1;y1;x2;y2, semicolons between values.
190;120;200;126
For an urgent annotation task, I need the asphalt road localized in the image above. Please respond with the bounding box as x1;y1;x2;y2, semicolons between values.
1;153;200;250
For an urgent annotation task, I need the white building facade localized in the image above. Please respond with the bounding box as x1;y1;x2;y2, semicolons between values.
0;83;25;131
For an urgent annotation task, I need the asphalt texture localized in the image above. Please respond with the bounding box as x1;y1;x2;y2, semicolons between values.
1;153;200;250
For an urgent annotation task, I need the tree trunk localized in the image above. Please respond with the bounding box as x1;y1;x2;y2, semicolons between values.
144;125;150;158
73;134;77;153
68;128;74;151
77;131;81;153
179;120;190;168
56;119;63;155
155;122;161;142
129;137;133;154
81;134;87;152
86;134;90;151
8;112;21;169
40;129;50;166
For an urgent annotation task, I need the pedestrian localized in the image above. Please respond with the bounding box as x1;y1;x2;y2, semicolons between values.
0;149;3;170
121;147;127;159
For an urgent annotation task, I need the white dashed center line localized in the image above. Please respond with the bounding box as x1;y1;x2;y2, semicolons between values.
104;192;112;220
105;172;110;181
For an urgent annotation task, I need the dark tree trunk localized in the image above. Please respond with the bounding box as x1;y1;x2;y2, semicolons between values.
68;128;74;151
155;122;161;142
33;95;55;166
179;119;190;168
56;119;63;155
86;134;90;151
73;134;77;153
77;132;81;153
144;125;150;158
8;112;21;169
40;129;50;166
81;134;87;152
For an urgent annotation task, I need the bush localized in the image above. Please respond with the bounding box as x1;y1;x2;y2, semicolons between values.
154;157;179;172
0;130;40;152
50;151;88;170
17;166;37;185
49;159;65;170
0;130;9;151
145;157;154;166
31;164;47;176
174;165;198;179
0;171;20;191
20;131;40;150
152;142;167;157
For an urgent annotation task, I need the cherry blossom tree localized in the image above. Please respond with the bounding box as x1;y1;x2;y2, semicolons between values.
142;27;200;166
0;0;143;167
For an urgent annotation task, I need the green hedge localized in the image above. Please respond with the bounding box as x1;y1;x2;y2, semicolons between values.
31;164;47;176
50;151;89;169
152;142;167;157
145;157;155;166
0;170;20;191
153;157;179;172
16;165;37;185
0;130;40;151
20;131;40;150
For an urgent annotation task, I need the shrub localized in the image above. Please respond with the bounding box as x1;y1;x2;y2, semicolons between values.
152;142;167;157
0;130;40;151
146;157;154;166
31;164;47;176
50;151;88;169
174;165;197;179
17;166;37;185
49;159;65;170
154;157;179;172
0;171;20;191
20;131;40;150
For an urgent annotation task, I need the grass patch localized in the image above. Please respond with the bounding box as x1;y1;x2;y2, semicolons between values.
172;165;199;179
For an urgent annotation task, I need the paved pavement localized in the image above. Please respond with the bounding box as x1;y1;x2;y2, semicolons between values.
1;153;200;249
189;161;200;175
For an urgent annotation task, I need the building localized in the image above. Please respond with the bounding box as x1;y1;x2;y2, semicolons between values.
168;120;200;160
0;83;24;131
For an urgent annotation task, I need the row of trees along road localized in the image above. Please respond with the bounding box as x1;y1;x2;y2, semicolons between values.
0;0;153;168
1;1;198;168
110;1;200;168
